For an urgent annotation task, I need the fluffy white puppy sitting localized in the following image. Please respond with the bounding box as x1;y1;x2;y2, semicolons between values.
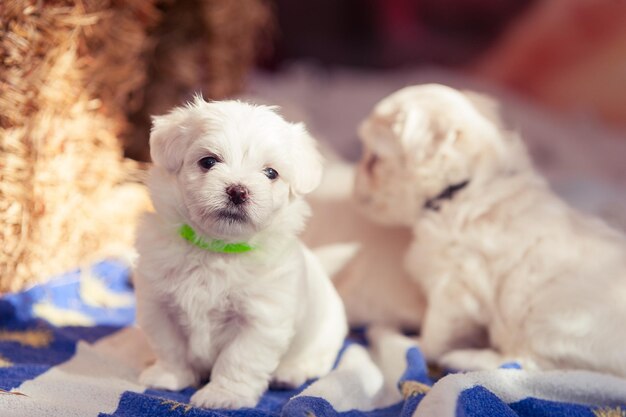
355;84;626;376
134;97;347;409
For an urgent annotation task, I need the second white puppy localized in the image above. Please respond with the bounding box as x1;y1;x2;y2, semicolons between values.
355;84;626;377
135;98;347;409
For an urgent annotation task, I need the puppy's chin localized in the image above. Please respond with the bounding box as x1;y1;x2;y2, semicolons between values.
215;209;249;224
188;207;260;240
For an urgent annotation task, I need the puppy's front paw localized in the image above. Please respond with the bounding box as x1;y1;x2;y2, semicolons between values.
190;383;257;409
139;361;197;391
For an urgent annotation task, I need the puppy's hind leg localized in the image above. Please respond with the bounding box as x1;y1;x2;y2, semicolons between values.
272;318;347;388
271;343;341;389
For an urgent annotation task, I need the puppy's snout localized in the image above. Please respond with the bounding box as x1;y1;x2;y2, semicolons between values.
226;184;249;205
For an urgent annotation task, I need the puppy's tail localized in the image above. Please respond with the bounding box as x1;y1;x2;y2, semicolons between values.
313;242;360;279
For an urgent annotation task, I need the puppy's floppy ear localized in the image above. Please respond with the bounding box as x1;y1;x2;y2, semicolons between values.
149;107;193;173
150;112;185;173
289;123;323;195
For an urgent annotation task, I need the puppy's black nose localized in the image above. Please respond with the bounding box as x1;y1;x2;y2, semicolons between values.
226;184;249;205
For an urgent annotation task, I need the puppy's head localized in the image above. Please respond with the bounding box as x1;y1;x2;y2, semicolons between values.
354;84;529;225
149;97;322;239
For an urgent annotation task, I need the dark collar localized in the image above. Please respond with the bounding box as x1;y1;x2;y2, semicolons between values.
424;179;470;211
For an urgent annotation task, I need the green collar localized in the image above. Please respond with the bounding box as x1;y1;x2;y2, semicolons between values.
178;224;255;254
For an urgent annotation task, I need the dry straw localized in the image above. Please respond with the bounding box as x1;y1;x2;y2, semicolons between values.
1;0;270;293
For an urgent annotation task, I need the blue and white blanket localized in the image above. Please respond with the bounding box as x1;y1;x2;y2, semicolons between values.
2;260;626;417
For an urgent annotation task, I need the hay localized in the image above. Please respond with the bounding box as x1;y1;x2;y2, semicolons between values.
0;1;158;293
1;0;272;293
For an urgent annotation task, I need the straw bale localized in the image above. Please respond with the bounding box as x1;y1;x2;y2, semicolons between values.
0;1;158;293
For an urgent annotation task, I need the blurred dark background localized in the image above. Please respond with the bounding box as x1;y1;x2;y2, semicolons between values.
268;0;534;68
257;0;626;134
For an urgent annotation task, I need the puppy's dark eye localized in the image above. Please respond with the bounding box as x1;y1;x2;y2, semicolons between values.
198;156;218;170
263;167;279;180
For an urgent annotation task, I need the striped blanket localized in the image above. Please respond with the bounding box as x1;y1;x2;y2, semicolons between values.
2;260;626;417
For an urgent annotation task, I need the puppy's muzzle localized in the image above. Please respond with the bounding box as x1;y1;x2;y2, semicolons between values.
226;184;249;205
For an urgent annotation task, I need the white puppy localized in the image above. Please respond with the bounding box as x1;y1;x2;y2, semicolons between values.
135;98;347;409
355;84;626;376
